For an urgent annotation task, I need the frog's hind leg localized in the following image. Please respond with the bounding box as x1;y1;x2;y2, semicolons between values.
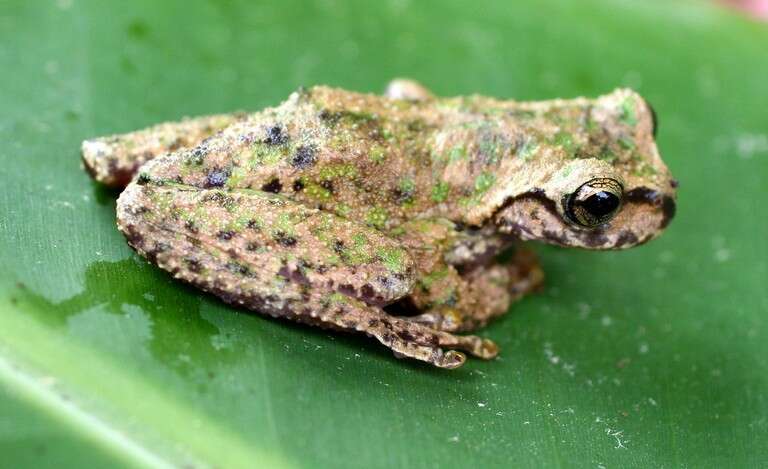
402;248;544;333
294;294;497;368
82;112;246;189
117;182;493;368
384;78;434;101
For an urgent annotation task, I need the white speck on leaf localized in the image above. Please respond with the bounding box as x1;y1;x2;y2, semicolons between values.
577;302;591;319
606;428;627;449
714;248;731;262
53;201;75;209
734;133;768;159
659;250;675;263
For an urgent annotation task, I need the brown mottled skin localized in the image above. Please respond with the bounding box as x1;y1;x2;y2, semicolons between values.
82;79;676;369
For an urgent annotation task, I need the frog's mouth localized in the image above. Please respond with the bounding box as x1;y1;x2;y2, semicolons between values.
494;188;676;250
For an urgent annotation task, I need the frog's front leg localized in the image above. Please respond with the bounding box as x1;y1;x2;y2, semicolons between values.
82;112;246;188
117;183;493;368
392;220;544;333
404;249;543;333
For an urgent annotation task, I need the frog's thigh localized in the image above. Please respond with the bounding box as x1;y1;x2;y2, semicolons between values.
82;112;246;189
384;78;434;101
294;293;497;368
117;184;492;367
407;249;544;333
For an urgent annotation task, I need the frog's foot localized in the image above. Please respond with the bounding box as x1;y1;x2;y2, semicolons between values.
305;295;497;367
82;112;247;188
384;78;434;101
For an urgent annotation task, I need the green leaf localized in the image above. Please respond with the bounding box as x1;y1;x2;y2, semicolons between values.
1;0;767;467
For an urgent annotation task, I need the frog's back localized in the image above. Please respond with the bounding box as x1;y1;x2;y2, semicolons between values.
139;86;465;230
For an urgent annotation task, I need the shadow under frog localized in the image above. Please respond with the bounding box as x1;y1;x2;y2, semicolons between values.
11;258;234;379
11;255;461;380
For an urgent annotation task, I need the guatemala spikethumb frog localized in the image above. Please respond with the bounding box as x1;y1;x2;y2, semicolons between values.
82;79;676;368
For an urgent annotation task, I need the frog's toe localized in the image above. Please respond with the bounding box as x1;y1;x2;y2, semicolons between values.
392;347;466;369
477;338;499;360
399;308;464;332
433;332;499;360
436;350;466;369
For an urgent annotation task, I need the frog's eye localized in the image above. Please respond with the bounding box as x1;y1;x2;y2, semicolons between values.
565;178;623;227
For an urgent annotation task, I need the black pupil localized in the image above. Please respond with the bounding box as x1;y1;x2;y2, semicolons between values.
582;191;619;218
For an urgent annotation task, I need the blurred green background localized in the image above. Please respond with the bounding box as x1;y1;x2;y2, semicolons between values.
1;0;767;467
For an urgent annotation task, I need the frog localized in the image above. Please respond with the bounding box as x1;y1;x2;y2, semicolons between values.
81;79;676;369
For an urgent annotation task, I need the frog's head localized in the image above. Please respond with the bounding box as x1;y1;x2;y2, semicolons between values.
494;89;677;249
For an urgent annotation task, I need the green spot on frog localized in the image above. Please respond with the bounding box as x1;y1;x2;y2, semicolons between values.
376;246;407;274
618;136;636;150
632;160;659;177
325;254;342;267
272;213;297;237
631;153;659;178
620;96;638;126
225;166;248;189
399;177;415;193
517;138;539;161
431;181;450;202
474;172;495;194
419;268;449;289
327;292;349;305
336;233;373;266
224;215;253;233
368;146;386;164
449;145;466;162
251;143;286;167
351;233;367;246
553;131;575;153
365;207;388;229
319;163;358;181
149;191;173;212
304;181;333;201
334;203;352;217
